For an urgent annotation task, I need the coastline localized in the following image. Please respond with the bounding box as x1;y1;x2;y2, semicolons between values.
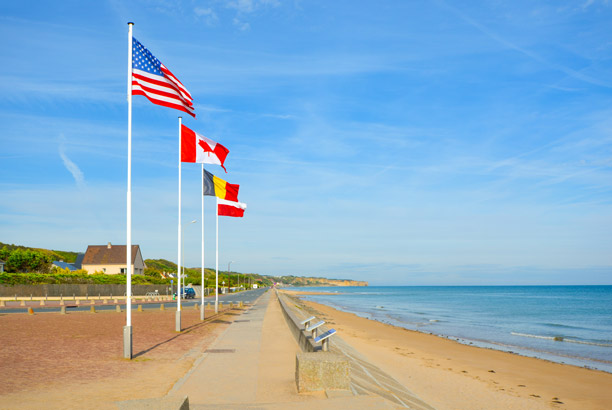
286;292;612;410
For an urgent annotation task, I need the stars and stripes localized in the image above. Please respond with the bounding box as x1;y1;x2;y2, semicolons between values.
131;37;195;117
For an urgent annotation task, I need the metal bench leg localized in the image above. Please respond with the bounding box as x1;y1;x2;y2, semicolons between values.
322;338;329;352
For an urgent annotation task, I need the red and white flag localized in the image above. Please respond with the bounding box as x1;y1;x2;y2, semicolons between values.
218;198;246;218
181;125;229;172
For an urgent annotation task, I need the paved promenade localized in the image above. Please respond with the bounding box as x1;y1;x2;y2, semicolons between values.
163;290;403;409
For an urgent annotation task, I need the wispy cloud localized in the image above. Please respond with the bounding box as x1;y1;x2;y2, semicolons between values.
432;0;612;88
194;7;219;26
58;135;86;190
233;17;250;31
225;0;280;14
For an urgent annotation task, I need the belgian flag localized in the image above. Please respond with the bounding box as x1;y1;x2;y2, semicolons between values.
203;169;239;201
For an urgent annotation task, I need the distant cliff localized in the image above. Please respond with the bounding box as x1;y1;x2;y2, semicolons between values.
274;275;368;287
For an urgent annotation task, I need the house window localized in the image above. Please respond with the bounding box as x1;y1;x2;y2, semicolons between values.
120;268;126;274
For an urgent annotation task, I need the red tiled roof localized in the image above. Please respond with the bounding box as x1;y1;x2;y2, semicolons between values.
82;245;141;265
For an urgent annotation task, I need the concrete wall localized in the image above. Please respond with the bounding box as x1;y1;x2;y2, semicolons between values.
276;290;318;352
0;284;172;297
276;290;351;392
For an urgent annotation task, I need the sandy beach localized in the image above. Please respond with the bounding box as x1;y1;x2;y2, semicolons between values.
284;292;612;410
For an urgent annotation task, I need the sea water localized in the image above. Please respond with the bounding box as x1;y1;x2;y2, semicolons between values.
295;285;612;373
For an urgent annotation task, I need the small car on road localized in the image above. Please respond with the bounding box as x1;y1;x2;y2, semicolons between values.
182;287;196;299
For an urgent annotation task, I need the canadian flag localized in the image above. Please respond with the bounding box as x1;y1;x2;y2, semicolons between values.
218;198;247;218
181;124;229;172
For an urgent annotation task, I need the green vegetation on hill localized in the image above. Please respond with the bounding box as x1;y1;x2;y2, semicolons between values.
0;242;77;268
0;269;166;285
0;242;361;288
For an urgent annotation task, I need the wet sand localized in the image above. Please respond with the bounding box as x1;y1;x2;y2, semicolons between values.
291;295;612;410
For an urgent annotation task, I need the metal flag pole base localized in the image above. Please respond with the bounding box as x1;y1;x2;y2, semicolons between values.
215;301;218;314
175;310;182;332
123;326;132;359
200;303;205;321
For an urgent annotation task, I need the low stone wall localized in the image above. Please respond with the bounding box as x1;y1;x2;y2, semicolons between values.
0;284;171;297
275;290;350;392
276;290;318;352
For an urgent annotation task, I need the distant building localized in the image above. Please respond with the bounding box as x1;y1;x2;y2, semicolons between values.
73;252;84;269
81;243;145;275
0;260;4;273
52;261;79;271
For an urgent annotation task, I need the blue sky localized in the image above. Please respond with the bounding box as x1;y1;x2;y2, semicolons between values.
1;0;611;285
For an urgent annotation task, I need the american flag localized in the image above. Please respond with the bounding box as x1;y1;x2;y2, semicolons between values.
131;37;195;117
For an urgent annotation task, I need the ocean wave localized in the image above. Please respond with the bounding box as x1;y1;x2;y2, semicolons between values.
540;322;591;331
511;332;612;347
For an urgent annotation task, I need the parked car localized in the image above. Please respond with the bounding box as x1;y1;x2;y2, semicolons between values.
181;287;196;299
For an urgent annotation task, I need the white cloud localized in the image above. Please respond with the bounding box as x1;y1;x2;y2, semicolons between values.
58;135;85;190
233;18;250;31
194;7;219;25
226;0;254;13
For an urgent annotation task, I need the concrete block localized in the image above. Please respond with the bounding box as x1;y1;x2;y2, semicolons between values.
295;352;350;393
116;305;122;312
0;300;5;307
138;305;143;312
40;300;45;306
60;306;66;314
160;304;165;311
20;300;25;306
116;395;189;410
90;305;96;313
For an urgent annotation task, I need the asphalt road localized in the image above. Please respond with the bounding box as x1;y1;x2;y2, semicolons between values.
0;287;269;314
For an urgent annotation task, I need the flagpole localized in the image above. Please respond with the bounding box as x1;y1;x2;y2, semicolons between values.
176;116;182;332
124;21;134;360
215;197;219;314
200;163;205;321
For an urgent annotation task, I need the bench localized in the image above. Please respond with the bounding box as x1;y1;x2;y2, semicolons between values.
300;316;316;329
305;320;325;338
314;329;336;351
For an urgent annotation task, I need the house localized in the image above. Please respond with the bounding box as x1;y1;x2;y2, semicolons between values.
81;243;145;275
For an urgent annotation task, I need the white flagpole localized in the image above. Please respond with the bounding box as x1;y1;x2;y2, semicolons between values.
124;21;134;360
176;116;182;332
200;163;205;321
215;197;219;314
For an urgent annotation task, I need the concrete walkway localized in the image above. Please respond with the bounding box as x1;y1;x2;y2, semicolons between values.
167;290;404;409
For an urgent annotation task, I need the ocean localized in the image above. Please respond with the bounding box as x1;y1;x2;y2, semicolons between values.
295;285;612;373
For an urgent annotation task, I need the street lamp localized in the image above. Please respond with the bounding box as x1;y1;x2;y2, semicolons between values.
182;219;197;295
228;261;233;292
